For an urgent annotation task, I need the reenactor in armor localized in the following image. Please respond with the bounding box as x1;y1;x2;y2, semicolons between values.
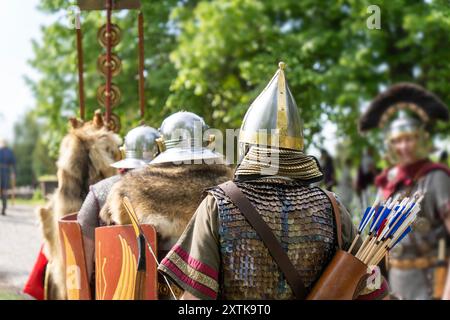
0;138;16;216
158;63;389;300
99;111;232;299
77;124;160;286
359;83;450;300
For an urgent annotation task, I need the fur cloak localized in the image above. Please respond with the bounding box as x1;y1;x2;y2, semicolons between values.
100;163;233;247
37;112;122;300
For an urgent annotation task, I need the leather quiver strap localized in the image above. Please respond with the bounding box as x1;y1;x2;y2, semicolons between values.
323;190;343;250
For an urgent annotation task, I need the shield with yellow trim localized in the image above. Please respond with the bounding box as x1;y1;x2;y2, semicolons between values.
95;224;158;300
58;213;92;300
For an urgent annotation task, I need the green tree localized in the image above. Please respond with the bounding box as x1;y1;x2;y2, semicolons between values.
168;0;450;156
28;0;180;156
29;0;450;158
12;111;56;186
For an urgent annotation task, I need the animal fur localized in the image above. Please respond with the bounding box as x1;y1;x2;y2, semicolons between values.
100;163;233;246
37;111;122;300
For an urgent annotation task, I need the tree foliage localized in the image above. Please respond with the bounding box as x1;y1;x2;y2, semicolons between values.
28;0;450;160
13;111;56;186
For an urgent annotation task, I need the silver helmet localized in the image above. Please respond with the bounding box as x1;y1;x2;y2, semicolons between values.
111;125;160;169
239;61;304;155
385;110;423;140
235;62;323;182
150;111;223;165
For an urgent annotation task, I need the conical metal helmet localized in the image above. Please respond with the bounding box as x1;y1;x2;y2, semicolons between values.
239;62;304;152
235;62;323;181
150;111;223;165
111;125;160;169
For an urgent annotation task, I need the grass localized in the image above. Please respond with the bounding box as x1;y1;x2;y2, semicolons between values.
11;198;46;206
0;289;28;300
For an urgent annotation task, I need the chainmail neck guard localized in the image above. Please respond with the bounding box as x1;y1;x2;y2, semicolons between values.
235;146;324;183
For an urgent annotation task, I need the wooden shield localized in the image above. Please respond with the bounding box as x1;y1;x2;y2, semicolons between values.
95;224;158;300
58;213;92;300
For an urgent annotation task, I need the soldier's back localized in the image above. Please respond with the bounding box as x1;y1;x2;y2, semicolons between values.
209;177;337;299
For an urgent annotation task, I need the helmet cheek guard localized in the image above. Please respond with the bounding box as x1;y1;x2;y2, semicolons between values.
150;111;223;165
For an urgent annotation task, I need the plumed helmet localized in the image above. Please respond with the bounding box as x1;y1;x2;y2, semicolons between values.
359;83;449;137
359;83;449;164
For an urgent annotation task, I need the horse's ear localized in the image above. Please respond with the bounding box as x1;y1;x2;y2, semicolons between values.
69;117;83;129
93;109;104;129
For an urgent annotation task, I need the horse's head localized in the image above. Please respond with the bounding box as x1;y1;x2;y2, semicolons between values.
57;110;122;195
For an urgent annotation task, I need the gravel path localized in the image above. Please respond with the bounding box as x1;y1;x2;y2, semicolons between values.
0;204;42;299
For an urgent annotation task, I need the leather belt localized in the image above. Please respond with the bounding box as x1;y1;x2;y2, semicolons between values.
389;256;437;270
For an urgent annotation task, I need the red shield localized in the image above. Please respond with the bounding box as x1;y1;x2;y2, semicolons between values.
58;213;92;300
95;224;158;300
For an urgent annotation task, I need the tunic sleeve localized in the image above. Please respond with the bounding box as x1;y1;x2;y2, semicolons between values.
429;170;450;221
77;188;101;283
77;188;101;240
158;195;221;300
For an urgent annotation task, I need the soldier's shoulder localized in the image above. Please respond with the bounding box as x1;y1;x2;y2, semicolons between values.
423;167;450;181
93;174;121;188
422;168;450;191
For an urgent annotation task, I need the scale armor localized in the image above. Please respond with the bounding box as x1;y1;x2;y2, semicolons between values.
209;178;337;299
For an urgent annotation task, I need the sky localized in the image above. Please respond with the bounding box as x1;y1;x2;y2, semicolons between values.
0;0;50;143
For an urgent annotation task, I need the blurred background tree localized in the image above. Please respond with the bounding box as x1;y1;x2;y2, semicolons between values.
12;110;56;186
23;0;450;168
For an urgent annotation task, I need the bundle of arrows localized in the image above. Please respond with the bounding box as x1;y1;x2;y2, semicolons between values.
347;191;424;266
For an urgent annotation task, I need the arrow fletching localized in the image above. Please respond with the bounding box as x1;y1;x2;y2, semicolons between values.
358;206;372;232
391;226;412;248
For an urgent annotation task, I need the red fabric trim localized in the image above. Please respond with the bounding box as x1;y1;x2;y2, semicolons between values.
173;245;218;281
356;278;389;300
161;258;217;299
23;245;48;300
375;159;450;199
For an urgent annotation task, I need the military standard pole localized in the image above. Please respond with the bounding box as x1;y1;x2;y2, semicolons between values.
75;13;85;120
138;12;145;120
104;0;113;124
